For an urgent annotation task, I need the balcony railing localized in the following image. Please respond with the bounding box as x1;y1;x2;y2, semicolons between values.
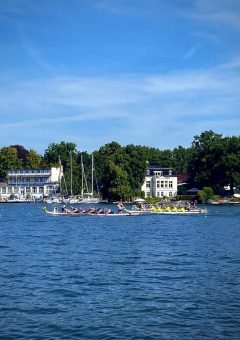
8;169;51;175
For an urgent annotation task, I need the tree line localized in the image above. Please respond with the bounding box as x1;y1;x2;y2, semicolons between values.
0;130;239;200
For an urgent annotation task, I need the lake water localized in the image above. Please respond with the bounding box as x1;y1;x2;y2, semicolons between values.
0;204;240;339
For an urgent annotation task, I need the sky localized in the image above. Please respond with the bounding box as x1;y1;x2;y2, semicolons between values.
0;0;240;154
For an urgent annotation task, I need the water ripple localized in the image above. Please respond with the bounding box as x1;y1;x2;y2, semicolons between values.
0;204;240;339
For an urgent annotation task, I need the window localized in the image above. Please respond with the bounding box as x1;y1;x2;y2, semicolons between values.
2;187;6;194
165;181;168;188
32;187;37;193
8;187;13;193
46;185;54;194
157;192;160;197
26;187;31;193
39;187;44;193
156;181;160;188
169;192;172;197
146;181;151;188
161;192;164;197
169;181;173;188
14;187;18;193
161;181;164;188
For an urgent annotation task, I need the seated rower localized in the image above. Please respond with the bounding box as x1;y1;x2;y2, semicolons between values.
96;208;104;214
70;207;78;214
87;208;96;214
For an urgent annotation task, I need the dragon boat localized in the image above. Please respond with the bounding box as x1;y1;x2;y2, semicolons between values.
42;207;140;217
125;206;207;215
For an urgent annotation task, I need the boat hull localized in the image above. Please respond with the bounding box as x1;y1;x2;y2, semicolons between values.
126;209;207;215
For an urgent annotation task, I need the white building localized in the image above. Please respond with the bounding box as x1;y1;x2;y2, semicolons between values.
141;165;178;198
0;167;63;200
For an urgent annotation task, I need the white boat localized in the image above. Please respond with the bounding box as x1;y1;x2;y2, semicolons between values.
208;199;240;205
0;198;35;204
45;197;62;204
133;198;145;204
68;197;79;204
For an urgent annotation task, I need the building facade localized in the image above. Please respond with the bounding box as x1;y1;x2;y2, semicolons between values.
141;165;178;198
0;167;63;200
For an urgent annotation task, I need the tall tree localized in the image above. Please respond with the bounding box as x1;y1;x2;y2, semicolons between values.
26;150;43;169
10;145;28;166
188;130;227;190
172;146;191;173
44;142;80;195
104;160;131;201
0;147;22;179
44;141;78;168
221;136;240;195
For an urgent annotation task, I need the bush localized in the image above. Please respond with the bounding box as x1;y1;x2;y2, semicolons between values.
198;187;214;203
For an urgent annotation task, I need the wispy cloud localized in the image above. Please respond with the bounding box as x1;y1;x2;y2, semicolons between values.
0;58;239;152
182;43;202;60
20;36;53;73
220;55;240;69
185;0;240;30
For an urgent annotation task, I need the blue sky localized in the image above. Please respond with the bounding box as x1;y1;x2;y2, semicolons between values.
0;0;240;154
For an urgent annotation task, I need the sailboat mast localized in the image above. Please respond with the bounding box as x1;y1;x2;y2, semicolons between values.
81;154;84;197
58;155;62;194
70;151;73;196
91;154;94;198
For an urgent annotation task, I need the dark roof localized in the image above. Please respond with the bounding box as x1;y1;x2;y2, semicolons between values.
148;164;170;170
147;165;174;176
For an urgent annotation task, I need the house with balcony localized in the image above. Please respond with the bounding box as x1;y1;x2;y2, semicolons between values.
0;167;63;200
141;164;178;198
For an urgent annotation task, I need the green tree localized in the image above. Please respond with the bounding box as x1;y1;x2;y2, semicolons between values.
94;142;125;199
124;144;148;195
44;142;80;195
198;186;214;203
172;146;191;173
44;141;77;168
188;131;240;195
188;130;224;190
106;160;131;201
221;136;240;195
10;145;29;166
26;149;43;169
0;146;22;179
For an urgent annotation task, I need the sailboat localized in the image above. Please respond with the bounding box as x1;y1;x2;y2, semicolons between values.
80;154;100;204
67;151;79;204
